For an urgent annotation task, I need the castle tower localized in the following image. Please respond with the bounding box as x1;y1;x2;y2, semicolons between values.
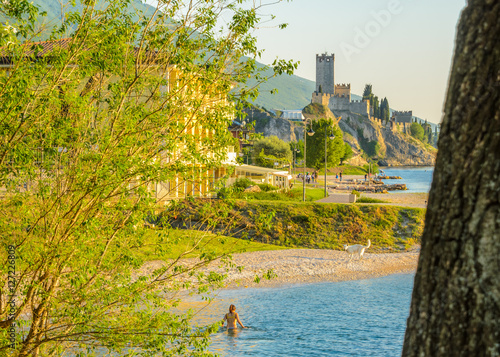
315;53;335;94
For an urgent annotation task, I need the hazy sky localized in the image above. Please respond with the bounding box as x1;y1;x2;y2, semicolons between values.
144;0;466;124
253;0;467;124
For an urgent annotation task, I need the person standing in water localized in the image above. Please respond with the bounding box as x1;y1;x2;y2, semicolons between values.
222;304;247;329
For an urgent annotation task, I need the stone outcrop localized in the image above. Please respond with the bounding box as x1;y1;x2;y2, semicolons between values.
336;110;436;166
247;106;436;167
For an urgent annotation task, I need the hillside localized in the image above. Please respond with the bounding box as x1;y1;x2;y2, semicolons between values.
245;103;436;167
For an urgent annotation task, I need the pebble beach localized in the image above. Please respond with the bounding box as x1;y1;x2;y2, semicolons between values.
216;247;420;289
137;247;421;290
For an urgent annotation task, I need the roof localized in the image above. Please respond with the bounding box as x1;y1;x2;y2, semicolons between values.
0;38;72;65
234;164;289;175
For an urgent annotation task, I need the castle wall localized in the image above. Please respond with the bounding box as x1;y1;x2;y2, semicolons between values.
393;110;413;123
334;83;351;100
349;100;370;116
329;96;350;111
312;92;332;106
316;53;335;94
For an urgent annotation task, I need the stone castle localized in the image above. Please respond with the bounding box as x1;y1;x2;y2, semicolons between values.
311;53;371;117
311;53;413;133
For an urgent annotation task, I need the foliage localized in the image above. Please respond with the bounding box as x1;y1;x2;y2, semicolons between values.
306;119;344;170
257;183;278;192
341;143;354;164
162;199;426;250
362;84;389;121
252;135;292;168
0;0;296;354
302;102;328;115
366;140;382;157
356;197;387;203
233;178;255;192
290;140;303;160
237;187;322;201
380;97;390;122
410;122;425;141
351;190;361;197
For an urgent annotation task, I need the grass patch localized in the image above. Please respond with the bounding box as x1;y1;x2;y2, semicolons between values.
356;197;387;203
160;199;426;251
136;228;288;261
239;187;325;202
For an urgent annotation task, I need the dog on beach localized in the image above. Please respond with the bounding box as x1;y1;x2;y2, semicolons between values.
343;240;371;260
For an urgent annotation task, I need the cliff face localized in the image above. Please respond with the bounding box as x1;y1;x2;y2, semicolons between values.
248;107;437;166
336;110;436;166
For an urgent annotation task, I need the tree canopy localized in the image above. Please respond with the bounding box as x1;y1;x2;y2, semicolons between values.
410;122;425;141
0;0;294;355
305;119;344;170
252;136;292;168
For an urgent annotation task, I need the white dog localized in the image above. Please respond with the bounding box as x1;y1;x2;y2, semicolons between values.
343;240;371;260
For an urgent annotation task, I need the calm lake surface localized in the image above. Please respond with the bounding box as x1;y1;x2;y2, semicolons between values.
197;274;414;356
380;167;434;193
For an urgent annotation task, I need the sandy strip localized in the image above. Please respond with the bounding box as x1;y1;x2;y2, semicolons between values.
138;247;420;290
215;248;420;289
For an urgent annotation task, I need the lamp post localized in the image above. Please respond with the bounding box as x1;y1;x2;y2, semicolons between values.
292;146;300;176
324;129;335;198
303;119;315;202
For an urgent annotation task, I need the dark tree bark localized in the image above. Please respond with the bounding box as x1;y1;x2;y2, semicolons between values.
402;1;500;356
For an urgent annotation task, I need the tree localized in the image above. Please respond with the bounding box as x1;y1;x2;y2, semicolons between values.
372;95;380;119
340;142;354;164
0;0;294;355
402;0;500;355
362;84;373;99
410;122;425;141
379;97;390;122
305;119;344;170
252;136;292;168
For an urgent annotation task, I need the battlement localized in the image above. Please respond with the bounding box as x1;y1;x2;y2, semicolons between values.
311;92;333;106
316;53;335;61
393;110;413;116
316;52;335;94
393;110;413;124
335;83;350;89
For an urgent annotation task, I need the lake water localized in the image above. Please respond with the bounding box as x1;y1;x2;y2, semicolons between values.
380;167;434;193
195;274;414;356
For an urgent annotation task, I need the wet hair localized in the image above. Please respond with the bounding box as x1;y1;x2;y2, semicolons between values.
229;304;236;313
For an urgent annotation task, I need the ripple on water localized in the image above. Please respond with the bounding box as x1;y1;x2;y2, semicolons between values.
192;274;414;356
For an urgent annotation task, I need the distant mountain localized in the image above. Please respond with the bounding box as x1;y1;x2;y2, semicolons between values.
30;0;155;32
9;0;437;130
251;67;439;130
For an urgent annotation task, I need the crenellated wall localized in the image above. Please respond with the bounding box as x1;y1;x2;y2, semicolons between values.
334;83;351;99
316;53;335;94
393;110;413;123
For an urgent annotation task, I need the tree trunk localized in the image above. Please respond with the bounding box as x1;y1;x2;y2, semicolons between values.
402;1;500;356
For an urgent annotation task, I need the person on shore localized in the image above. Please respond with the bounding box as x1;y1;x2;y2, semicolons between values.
364;174;367;182
339;172;343;182
222;304;247;330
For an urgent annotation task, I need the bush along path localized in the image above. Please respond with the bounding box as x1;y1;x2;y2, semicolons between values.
159;199;425;251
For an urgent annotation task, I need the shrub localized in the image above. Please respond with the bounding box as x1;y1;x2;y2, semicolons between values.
257;183;278;192
356;197;387;203
351;190;361;197
233;178;254;192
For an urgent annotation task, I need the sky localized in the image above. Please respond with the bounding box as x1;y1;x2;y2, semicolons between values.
145;0;467;124
252;0;467;124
